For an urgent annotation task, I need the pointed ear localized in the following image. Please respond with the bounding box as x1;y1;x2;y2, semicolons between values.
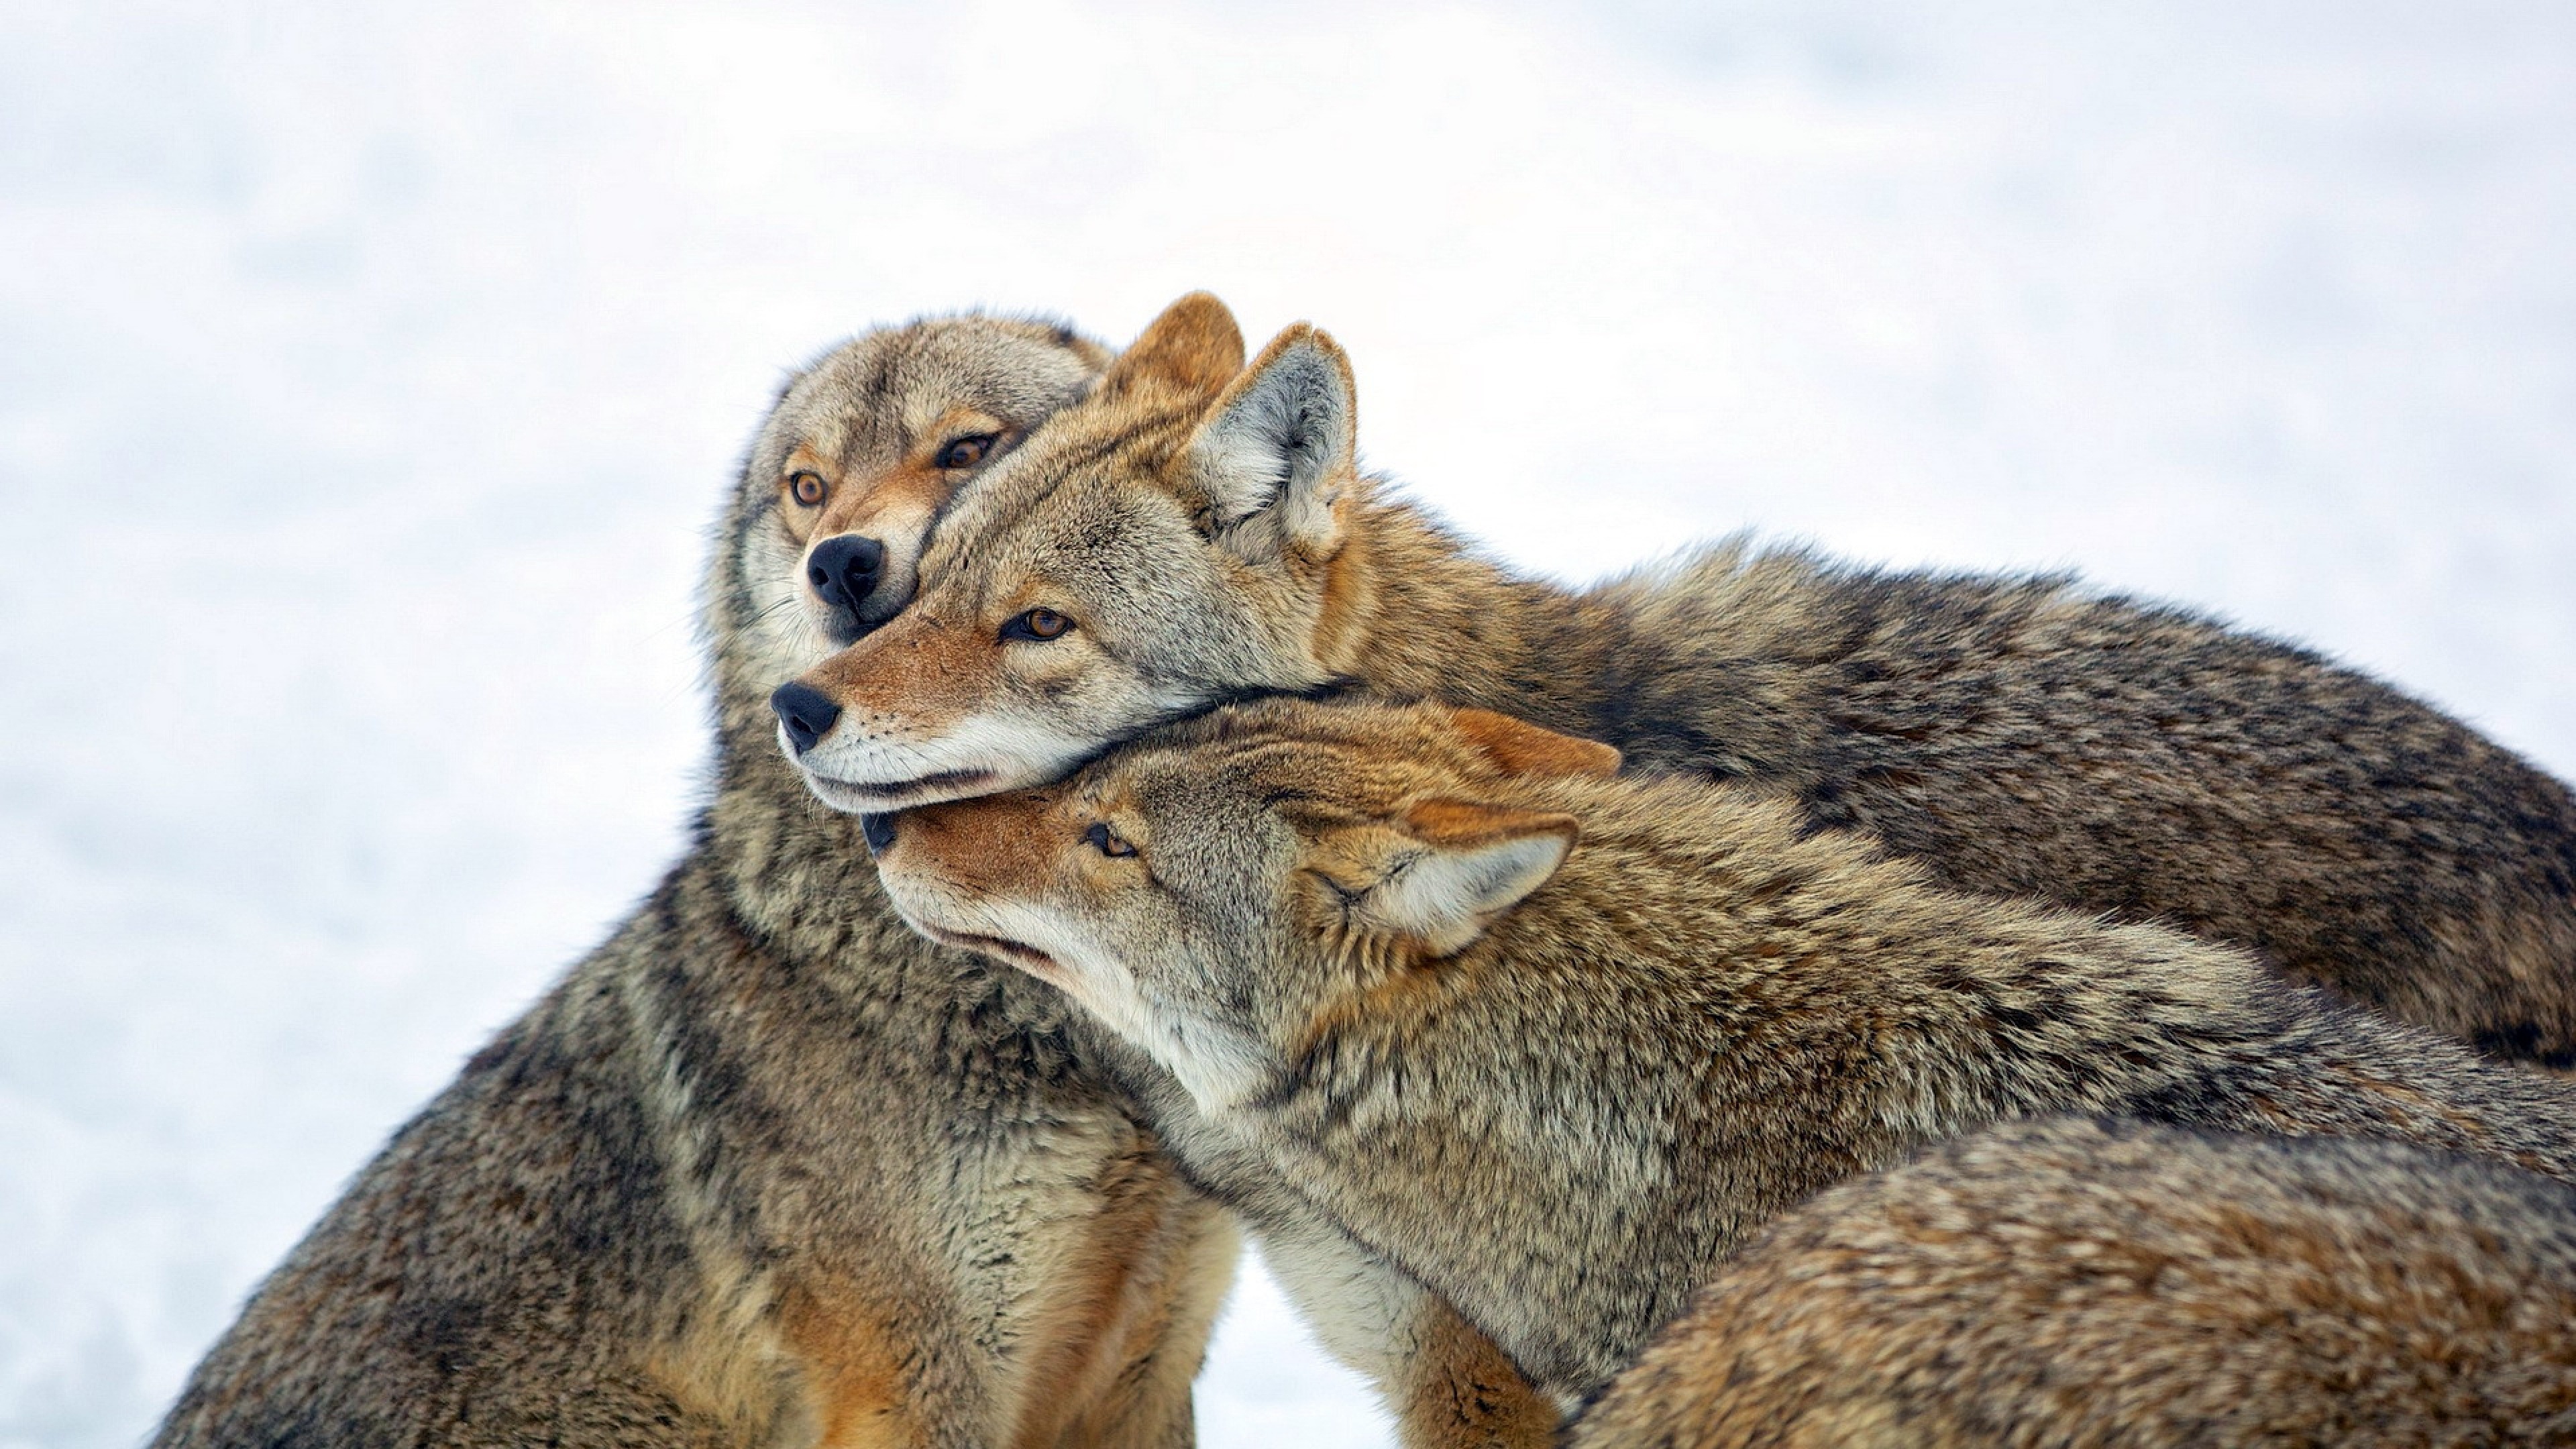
1358;800;1576;956
1100;292;1245;400
1187;324;1356;563
1447;709;1622;781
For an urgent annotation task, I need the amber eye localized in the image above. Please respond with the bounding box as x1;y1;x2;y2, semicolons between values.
1001;608;1073;642
788;470;829;507
934;433;1000;470
1084;822;1138;858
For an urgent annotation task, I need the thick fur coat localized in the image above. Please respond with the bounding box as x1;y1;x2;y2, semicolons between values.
1573;1117;2576;1448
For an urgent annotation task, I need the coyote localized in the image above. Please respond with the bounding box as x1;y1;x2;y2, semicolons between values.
1573;1117;2576;1448
782;292;2576;1065
150;317;1249;1449
869;695;2576;1405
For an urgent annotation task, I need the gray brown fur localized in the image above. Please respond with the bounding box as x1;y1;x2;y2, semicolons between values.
1572;1116;2576;1448
151;316;1245;1449
873;695;2576;1406
796;292;2576;1063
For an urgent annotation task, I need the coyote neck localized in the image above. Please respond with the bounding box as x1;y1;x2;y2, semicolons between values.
1322;500;1613;737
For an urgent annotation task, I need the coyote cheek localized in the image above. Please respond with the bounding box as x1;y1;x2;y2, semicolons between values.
733;521;840;688
798;613;1005;748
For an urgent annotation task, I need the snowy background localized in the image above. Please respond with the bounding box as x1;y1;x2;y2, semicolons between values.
4;1;2573;1444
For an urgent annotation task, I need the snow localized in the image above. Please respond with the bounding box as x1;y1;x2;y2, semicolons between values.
3;2;2573;1444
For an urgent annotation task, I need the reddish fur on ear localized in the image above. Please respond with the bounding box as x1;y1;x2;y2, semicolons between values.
1447;710;1622;781
1404;798;1580;850
1103;292;1246;399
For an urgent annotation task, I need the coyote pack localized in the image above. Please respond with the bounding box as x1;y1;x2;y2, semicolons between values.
156;288;2576;1448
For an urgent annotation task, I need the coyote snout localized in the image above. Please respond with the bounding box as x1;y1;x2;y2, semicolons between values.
803;533;889;637
768;680;841;757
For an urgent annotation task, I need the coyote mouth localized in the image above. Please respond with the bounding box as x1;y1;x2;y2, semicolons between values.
800;766;998;812
926;926;1063;979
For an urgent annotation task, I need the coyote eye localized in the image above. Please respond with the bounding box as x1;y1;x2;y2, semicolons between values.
788;470;829;507
934;433;1000;470
1002;608;1073;642
1084;822;1138;858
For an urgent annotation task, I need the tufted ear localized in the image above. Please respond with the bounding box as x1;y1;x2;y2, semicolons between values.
1446;709;1622;781
1099;292;1246;400
1187;323;1356;564
1348;799;1576;957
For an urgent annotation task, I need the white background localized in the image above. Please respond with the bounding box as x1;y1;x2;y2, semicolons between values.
3;3;2572;1444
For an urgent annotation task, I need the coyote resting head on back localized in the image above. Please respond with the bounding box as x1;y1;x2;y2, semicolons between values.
866;693;2576;1401
775;290;2576;1069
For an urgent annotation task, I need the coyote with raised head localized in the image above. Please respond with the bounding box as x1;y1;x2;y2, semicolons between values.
776;291;2576;1065
152;316;1252;1449
869;694;2576;1405
1574;1117;2576;1448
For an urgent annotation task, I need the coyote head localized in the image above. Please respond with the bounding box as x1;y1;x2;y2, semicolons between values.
716;314;1111;714
767;292;1372;811
869;698;1618;1110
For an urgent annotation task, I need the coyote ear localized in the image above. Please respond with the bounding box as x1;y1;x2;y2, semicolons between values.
1447;709;1623;781
1102;292;1245;400
1187;324;1356;564
1356;800;1575;956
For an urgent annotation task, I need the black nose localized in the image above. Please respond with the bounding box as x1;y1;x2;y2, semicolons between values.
769;681;843;756
806;535;888;615
861;812;898;857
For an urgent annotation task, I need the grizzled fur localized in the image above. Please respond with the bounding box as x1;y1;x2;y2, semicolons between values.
1573;1118;2576;1448
794;292;2576;1064
151;317;1248;1449
873;696;2576;1405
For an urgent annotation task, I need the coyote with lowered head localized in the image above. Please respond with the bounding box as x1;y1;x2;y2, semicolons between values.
869;694;2576;1405
152;316;1252;1449
1574;1117;2576;1448
775;291;2576;1065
